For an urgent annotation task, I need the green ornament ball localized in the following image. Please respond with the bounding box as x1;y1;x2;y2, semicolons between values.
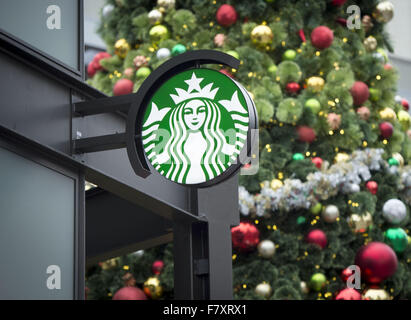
171;44;186;56
310;202;322;215
283;49;297;61
305;98;321;114
369;88;381;102
226;50;239;60
377;48;388;63
149;24;169;43
136;67;151;79
384;228;408;253
297;216;306;225
388;157;399;166
268;65;277;75
310;273;326;292
293;153;304;161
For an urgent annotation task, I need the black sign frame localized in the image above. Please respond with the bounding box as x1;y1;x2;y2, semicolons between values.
126;50;259;188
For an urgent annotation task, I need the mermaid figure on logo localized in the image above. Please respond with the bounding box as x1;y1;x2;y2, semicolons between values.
142;72;249;184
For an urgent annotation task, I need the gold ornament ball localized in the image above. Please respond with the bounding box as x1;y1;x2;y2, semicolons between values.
270;179;283;190
364;36;378;51
255;282;272;298
379;107;397;121
362;288;391;300
251;25;274;46
306;76;325;92
157;0;175;10
114;38;130;59
149;25;169;44
392;152;404;167
334;152;349;163
100;257;119;270
348;212;373;233
373;1;394;23
143;276;163;299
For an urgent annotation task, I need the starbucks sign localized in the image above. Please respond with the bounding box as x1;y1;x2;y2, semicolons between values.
126;51;257;187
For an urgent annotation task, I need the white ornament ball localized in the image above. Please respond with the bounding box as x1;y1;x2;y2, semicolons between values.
300;281;309;294
257;240;276;258
382;199;407;224
157;0;175;10
132;249;144;257
156;48;171;60
395;95;403;104
255;282;272;298
102;4;115;18
148;9;162;25
322;204;340;223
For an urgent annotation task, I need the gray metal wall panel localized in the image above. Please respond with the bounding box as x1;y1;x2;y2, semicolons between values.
0;52;71;154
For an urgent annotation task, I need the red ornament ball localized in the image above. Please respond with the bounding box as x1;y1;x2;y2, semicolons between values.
312;157;323;169
379;122;393;139
355;242;398;284
332;0;347;6
311;26;334;50
350;81;369;106
113;286;147;300
335;288;362;300
87;62;97;78
402;99;409;111
340;267;354;283
297;126;316;143
384;64;393;71
93;52;111;70
305;229;327;249
113;78;134;96
216;4;237;27
286;82;301;94
365;181;378;195
231;222;260;252
152;260;165;275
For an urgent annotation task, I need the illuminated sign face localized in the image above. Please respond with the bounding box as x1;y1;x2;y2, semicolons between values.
141;69;251;185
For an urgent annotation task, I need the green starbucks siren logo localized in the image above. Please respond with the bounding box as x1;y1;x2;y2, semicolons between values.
142;69;250;185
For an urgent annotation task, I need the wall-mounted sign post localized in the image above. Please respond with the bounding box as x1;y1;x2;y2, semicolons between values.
73;50;258;299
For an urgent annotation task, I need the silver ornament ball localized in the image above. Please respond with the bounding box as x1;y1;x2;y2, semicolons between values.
395;95;403;104
322;204;340;223
382;199;407;224
257;240;276;258
148;9;162;25
156;48;171;60
102;4;114;18
255;282;272;298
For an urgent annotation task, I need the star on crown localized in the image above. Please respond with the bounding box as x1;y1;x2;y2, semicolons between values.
170;72;219;104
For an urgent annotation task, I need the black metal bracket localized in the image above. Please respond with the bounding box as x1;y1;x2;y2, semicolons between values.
72;133;127;154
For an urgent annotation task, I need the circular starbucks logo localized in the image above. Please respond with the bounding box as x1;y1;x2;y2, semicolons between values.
141;69;250;185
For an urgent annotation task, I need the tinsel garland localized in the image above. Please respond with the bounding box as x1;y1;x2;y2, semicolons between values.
239;149;411;216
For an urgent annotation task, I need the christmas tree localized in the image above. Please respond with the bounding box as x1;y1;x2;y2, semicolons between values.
86;0;411;300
